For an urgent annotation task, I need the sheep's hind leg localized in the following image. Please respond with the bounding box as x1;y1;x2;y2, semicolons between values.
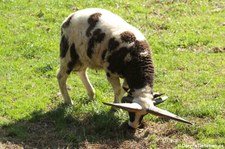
57;66;73;105
78;69;95;101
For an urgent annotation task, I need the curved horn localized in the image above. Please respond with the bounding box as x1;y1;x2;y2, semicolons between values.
147;106;192;125
153;96;168;105
103;102;142;112
153;92;165;99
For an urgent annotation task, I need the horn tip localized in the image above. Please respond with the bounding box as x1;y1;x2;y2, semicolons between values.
102;102;112;105
102;102;114;106
161;96;168;100
186;121;193;125
177;118;193;125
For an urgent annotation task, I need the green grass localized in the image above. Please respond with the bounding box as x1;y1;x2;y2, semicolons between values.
0;0;225;148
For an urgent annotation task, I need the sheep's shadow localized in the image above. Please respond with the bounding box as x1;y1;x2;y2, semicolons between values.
0;103;137;148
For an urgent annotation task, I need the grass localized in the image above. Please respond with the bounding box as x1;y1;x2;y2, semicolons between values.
0;0;225;148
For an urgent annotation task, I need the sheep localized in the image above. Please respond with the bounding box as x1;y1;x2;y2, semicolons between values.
57;8;192;128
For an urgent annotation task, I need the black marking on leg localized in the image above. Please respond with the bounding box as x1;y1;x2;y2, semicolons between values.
87;29;105;58
60;35;69;58
66;43;79;74
139;114;145;124
129;112;135;122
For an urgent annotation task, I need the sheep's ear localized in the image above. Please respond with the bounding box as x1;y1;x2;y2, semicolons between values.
103;102;142;112
153;96;168;105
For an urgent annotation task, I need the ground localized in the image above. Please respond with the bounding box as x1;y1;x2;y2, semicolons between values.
0;116;196;149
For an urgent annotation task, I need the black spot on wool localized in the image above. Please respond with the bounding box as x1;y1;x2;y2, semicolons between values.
135;40;150;51
87;29;105;58
86;13;102;37
62;14;74;28
107;47;130;74
120;31;136;43
108;37;120;51
66;43;79;74
107;40;154;90
60;35;69;58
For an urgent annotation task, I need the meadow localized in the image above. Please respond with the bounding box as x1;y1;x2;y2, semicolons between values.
0;0;224;148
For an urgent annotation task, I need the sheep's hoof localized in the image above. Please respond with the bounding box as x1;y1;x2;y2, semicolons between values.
64;100;74;106
88;97;95;101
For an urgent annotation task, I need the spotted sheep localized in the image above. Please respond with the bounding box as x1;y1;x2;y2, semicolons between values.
57;8;192;129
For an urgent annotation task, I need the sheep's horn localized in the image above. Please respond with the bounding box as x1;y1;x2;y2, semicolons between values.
103;102;142;112
103;100;192;125
147;106;192;125
153;92;165;98
153;96;168;105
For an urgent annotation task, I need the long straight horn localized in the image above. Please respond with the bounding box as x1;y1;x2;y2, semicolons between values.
147;106;192;125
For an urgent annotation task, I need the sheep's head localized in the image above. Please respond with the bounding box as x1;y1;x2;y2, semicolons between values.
103;93;192;129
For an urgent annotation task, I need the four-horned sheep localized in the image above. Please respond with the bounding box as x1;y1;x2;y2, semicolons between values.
57;8;192;128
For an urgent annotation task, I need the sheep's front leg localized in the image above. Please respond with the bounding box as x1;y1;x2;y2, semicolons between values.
107;74;122;103
78;69;95;101
57;68;73;105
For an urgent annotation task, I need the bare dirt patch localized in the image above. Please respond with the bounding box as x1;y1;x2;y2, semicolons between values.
1;121;195;148
0;106;196;149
